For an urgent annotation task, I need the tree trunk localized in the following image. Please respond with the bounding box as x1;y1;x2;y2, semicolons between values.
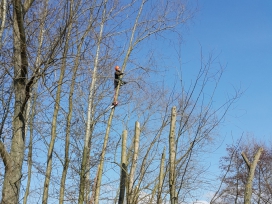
60;3;96;203
157;148;165;204
118;130;128;204
242;147;263;204
59;23;79;204
42;2;73;202
23;1;47;202
127;121;140;204
23;86;37;204
0;0;7;48
78;2;107;203
93;1;145;201
169;106;177;204
1;0;29;203
93;1;144;200
59;62;77;203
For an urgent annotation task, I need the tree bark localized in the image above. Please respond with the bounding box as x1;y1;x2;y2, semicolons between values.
1;0;29;203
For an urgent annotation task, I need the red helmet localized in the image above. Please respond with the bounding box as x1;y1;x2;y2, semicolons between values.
115;66;120;71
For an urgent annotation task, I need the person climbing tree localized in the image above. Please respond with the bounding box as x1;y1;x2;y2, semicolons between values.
112;66;127;107
114;66;127;88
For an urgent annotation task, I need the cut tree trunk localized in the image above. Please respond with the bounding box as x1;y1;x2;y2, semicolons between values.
242;147;263;204
169;106;177;204
127;122;140;204
157;148;165;204
118;130;128;204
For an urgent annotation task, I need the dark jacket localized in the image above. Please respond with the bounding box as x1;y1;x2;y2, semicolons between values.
114;70;123;88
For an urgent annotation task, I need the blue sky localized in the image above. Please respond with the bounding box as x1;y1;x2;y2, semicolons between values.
178;1;272;201
182;1;272;144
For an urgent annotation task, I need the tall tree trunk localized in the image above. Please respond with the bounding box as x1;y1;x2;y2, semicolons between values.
78;1;108;203
23;86;37;204
58;1;86;204
169;106;177;204
127;121;140;204
94;1;144;202
42;2;73;202
242;147;263;204
61;3;96;202
1;0;31;203
89;169;99;204
0;0;7;48
157;147;165;204
23;2;47;202
59;59;77;204
118;130;128;204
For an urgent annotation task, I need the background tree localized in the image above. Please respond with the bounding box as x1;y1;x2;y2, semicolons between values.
1;0;34;203
0;0;79;202
211;138;272;204
242;146;263;204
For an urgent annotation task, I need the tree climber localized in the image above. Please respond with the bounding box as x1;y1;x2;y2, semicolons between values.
112;65;127;107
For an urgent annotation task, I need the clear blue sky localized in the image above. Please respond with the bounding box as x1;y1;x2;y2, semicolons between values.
179;1;272;202
182;0;272;144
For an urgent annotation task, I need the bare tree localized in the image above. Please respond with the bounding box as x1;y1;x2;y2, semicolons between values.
42;1;74;203
58;1;96;202
22;0;49;202
212;139;272;204
0;0;76;202
0;0;33;203
78;1;110;203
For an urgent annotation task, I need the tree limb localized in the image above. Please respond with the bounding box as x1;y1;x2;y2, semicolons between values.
0;141;11;169
241;151;251;169
23;0;35;14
